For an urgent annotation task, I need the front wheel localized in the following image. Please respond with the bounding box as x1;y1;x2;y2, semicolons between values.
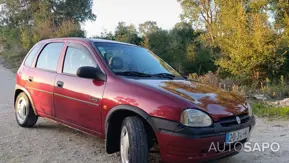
15;92;38;127
120;116;149;163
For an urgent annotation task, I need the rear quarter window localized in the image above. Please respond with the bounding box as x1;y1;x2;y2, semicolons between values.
24;44;43;67
36;42;64;71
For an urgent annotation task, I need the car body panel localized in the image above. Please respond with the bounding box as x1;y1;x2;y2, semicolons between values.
25;68;57;116
101;77;187;124
130;79;247;121
53;74;105;134
52;39;108;135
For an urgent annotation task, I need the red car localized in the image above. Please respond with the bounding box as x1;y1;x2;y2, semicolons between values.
14;38;255;163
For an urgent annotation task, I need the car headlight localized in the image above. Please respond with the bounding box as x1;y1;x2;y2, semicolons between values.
247;103;253;116
180;109;213;127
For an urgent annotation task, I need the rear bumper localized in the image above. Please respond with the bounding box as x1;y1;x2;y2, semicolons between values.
148;116;255;163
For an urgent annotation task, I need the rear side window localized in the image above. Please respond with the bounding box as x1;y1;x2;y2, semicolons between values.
63;44;97;75
36;43;64;71
24;44;42;67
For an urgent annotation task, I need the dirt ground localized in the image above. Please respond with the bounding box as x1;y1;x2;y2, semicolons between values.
1;58;289;163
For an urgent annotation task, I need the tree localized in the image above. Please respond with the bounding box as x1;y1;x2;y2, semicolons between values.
1;0;95;25
114;22;141;45
169;22;196;72
0;0;96;50
167;22;216;74
49;0;96;22
146;29;171;60
270;0;289;76
179;0;285;83
178;0;219;46
139;21;160;48
215;0;283;82
94;30;115;40
184;32;216;75
139;21;159;36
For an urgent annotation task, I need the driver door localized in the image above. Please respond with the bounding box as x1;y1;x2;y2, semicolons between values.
53;42;105;134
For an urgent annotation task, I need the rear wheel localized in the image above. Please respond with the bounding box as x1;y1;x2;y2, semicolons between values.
120;116;149;163
15;92;38;127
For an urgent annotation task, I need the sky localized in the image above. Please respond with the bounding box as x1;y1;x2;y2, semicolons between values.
82;0;183;37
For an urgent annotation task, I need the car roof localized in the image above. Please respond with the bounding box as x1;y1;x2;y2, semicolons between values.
38;37;137;46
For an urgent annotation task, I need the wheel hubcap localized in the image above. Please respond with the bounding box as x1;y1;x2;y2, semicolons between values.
16;97;27;123
120;126;129;163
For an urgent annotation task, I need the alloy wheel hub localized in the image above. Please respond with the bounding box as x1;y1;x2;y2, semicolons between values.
16;97;27;123
120;126;129;163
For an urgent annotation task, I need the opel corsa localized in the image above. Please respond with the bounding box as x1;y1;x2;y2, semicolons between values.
14;38;255;163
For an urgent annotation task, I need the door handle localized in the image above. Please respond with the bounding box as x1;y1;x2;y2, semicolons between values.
56;81;64;88
28;76;33;82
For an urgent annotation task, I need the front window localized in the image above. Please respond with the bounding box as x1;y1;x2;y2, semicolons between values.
63;43;97;75
94;42;182;79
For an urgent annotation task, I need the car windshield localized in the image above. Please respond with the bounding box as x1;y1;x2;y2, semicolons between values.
94;42;182;78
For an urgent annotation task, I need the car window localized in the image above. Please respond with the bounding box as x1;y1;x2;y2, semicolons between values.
24;44;43;67
94;42;181;77
36;43;64;71
63;44;97;75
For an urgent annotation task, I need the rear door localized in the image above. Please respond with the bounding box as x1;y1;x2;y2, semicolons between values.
54;42;105;134
25;42;65;117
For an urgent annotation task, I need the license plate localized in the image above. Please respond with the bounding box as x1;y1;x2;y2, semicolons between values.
225;127;250;144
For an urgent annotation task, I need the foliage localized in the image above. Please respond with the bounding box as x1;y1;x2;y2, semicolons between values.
0;0;95;54
216;0;283;83
95;31;115;40
146;29;171;62
178;0;218;46
168;22;196;72
251;102;289;119
261;75;289;99
188;71;219;86
94;21;216;74
114;22;142;45
188;71;289;100
138;21;159;36
138;21;160;48
179;0;288;84
1;0;289;93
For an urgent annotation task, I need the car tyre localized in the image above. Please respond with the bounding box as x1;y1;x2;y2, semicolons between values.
15;92;38;127
120;116;149;163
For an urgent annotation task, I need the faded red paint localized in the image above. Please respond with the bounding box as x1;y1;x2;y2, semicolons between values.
15;38;252;162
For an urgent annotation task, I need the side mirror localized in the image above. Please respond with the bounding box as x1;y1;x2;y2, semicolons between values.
77;66;107;81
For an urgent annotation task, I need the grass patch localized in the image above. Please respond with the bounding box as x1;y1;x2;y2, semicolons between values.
251;102;289;119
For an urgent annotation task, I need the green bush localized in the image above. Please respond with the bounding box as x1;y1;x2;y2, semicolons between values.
0;49;25;72
251;102;289;119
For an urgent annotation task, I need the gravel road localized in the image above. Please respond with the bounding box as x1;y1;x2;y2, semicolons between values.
0;58;289;163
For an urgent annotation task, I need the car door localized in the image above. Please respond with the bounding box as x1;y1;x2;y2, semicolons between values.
25;42;65;117
53;42;105;134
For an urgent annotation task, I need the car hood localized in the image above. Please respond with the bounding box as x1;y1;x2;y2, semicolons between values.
131;79;248;120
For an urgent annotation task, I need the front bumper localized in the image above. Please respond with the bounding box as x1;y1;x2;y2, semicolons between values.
147;115;256;163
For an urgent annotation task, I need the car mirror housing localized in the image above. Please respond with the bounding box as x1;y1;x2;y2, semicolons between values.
77;66;107;81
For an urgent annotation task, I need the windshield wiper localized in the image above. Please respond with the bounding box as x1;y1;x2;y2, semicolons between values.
115;71;176;79
151;73;175;79
115;71;152;77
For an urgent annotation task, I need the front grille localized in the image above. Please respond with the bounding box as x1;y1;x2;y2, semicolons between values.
219;114;250;127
